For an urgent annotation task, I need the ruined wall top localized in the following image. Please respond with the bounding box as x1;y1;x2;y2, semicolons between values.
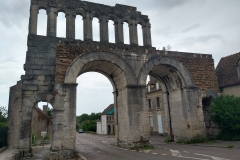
29;0;152;46
31;0;149;23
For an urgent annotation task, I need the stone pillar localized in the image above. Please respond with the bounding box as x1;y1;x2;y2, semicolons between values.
47;7;57;37
83;12;92;41
142;21;152;47
29;5;38;35
66;12;76;39
117;85;150;148
162;91;171;135
50;83;78;159
99;15;109;43
114;18;124;44
129;20;138;45
7;82;23;149
113;91;119;141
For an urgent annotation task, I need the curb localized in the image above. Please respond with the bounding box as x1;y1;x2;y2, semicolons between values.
77;153;87;160
0;147;6;154
168;142;240;149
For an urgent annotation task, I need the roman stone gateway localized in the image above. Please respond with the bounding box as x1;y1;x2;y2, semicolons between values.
7;0;219;158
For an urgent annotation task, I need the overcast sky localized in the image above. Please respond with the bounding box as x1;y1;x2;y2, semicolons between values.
0;0;240;115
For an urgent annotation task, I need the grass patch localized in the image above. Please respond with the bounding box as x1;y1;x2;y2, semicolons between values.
178;135;217;144
227;145;234;148
164;138;174;144
131;145;154;151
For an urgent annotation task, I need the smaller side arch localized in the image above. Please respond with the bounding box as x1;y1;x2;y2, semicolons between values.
57;8;67;14
38;6;48;12
197;90;218;108
108;15;115;21
91;12;100;19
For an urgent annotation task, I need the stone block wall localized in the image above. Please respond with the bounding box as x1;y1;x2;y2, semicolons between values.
55;41;219;93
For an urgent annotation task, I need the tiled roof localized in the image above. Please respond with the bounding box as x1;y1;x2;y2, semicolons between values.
101;104;114;115
216;52;240;87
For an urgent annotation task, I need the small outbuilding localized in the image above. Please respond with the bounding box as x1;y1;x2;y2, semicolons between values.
216;52;240;97
97;104;115;135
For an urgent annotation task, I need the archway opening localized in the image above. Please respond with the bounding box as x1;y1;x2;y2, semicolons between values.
137;24;143;46
57;12;66;38
31;101;53;146
108;20;115;43
123;22;130;44
37;9;47;36
75;15;83;40
76;72;114;134
202;96;214;137
92;17;100;41
145;63;188;140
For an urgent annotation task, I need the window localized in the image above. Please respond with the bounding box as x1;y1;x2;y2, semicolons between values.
236;58;240;78
148;99;152;109
237;67;240;79
156;97;160;109
75;15;83;40
123;22;130;44
137;24;143;46
92;17;100;41
57;12;66;38
108;20;115;43
147;86;151;92
156;83;159;90
149;116;153;129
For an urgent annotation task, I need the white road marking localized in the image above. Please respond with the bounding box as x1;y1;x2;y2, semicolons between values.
162;154;167;155
152;153;158;154
170;149;210;160
184;151;189;153
194;153;231;160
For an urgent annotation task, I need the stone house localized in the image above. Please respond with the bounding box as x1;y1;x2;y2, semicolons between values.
146;75;220;137
216;52;240;97
31;105;52;140
97;104;115;135
146;77;164;135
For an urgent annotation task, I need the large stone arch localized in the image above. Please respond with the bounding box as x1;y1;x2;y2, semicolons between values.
139;56;207;141
64;51;136;85
138;56;194;87
54;50;151;153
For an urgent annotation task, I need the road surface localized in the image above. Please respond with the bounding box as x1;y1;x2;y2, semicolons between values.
76;133;240;160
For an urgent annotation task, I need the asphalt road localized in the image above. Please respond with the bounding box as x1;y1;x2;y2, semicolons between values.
76;133;240;160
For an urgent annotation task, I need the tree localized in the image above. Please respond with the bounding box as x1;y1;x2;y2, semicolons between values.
162;45;171;51
0;106;7;125
210;95;240;140
47;107;53;117
76;112;101;131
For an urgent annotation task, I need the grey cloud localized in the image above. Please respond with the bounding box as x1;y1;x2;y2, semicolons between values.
194;35;223;43
0;0;29;28
182;23;201;33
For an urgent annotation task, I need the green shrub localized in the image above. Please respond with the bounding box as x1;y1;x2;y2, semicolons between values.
43;135;50;140
32;133;38;146
210;95;240;140
178;135;217;144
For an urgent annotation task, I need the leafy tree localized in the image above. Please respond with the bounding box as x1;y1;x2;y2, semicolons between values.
210;95;240;140
162;45;171;51
76;112;101;132
0;106;7;125
47;107;53;117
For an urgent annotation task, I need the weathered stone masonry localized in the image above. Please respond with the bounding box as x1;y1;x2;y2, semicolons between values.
56;41;219;93
7;0;219;159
